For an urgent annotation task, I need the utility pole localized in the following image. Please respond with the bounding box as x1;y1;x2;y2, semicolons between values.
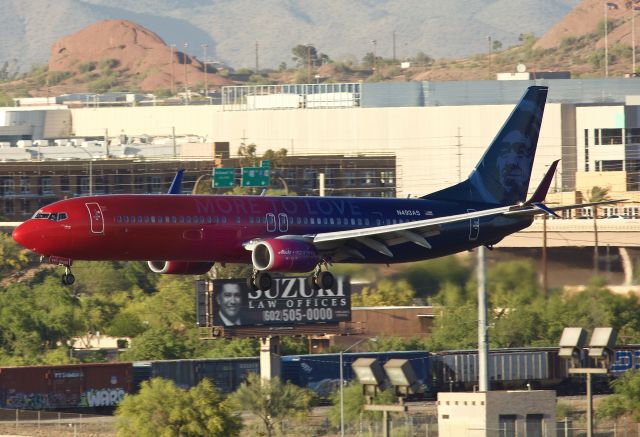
371;39;378;72
593;206;600;275
477;245;489;392
170;44;176;94
605;3;609;77
392;31;396;61
633;6;637;74
542;214;548;297
255;41;259;74
487;36;492;78
202;44;208;99
183;43;189;102
307;44;312;83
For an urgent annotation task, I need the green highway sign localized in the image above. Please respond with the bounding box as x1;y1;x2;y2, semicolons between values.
241;167;271;187
260;160;271;168
212;168;236;188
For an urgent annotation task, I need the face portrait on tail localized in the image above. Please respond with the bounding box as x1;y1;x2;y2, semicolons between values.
496;130;533;204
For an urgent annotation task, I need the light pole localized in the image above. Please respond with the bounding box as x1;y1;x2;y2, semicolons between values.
339;338;369;437
371;39;377;72
71;145;95;196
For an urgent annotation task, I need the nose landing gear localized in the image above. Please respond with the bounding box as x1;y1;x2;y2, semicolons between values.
41;256;75;286
61;267;75;286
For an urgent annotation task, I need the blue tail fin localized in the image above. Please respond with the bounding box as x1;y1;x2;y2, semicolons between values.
168;169;185;194
423;86;548;205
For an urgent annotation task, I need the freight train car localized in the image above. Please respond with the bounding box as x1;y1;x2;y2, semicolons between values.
138;357;260;394
0;362;133;412
281;351;432;398
431;348;569;392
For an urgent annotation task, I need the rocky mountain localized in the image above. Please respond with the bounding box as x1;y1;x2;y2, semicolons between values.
2;0;580;72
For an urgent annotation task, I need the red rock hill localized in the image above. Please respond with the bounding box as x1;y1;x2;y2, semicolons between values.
49;19;232;92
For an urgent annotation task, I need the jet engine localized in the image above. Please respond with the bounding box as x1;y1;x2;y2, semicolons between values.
147;261;214;275
251;239;319;272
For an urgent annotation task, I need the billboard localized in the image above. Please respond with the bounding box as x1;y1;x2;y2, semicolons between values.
209;276;351;328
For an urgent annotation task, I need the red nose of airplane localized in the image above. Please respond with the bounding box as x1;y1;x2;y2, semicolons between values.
12;222;30;249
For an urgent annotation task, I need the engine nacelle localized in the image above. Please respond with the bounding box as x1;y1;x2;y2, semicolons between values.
252;239;319;273
147;261;214;275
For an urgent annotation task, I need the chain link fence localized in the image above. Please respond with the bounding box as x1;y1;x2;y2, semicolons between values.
0;408;115;437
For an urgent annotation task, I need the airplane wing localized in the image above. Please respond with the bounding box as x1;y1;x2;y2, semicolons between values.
307;205;512;260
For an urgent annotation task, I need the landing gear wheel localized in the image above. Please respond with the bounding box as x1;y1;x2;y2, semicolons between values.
61;272;75;286
317;271;334;290
255;272;272;292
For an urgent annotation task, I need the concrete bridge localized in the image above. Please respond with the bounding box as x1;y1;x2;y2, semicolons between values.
500;219;640;248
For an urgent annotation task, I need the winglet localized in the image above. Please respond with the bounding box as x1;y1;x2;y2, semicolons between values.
168;169;185;194
526;159;559;204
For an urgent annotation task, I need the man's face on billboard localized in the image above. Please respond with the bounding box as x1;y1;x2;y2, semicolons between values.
219;284;241;318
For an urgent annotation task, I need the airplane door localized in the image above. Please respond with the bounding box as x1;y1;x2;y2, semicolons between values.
85;202;105;234
467;209;479;241
266;213;276;232
278;213;288;232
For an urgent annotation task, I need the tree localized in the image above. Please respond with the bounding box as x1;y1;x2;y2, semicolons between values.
116;377;241;437
413;52;434;66
291;44;330;68
597;370;640;421
351;279;415;307
230;373;313;437
327;381;396;429
492;40;503;51
237;142;258;167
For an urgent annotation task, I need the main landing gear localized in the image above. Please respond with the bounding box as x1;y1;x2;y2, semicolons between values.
247;262;335;292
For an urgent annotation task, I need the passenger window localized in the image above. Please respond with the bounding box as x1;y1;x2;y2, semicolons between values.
150;216;155;223
130;216;135;223
392;219;397;224
124;216;129;223
193;216;198;223
296;217;301;224
365;218;370;226
385;219;391;225
351;218;355;225
330;218;334;225
158;216;163;223
180;216;185;223
303;217;308;224
117;216;122;223
235;216;241;224
165;216;170;223
172;216;177;223
221;216;227;223
144;216;150;223
249;217;254;224
337;218;342;225
323;217;328;225
207;216;212;224
357;218;362;226
376;219;381;226
214;216;219;223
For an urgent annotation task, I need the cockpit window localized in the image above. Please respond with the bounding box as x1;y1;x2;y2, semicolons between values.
33;212;50;219
33;211;68;221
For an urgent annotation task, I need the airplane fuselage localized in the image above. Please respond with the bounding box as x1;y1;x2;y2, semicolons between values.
14;194;532;265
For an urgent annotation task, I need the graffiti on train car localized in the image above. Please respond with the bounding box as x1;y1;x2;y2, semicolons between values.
80;388;126;407
4;388;126;409
610;349;640;373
